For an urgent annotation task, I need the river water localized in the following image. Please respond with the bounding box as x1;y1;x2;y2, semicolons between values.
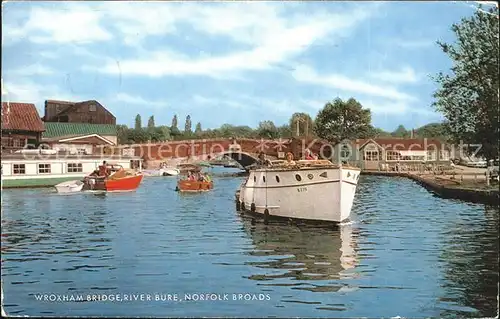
1;173;498;318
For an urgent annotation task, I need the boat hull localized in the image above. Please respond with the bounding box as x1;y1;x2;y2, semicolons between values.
176;180;213;192
237;166;360;223
105;174;144;191
54;180;84;194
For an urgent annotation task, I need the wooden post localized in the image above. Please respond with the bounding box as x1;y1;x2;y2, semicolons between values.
460;174;463;183
486;170;490;186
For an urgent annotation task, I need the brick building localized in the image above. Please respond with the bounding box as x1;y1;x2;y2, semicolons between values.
43;100;116;125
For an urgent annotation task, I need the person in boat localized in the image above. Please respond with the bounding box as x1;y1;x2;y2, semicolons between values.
187;171;196;181
258;151;265;164
312;153;319;160
98;161;109;177
204;173;212;183
198;173;205;182
285;152;296;165
304;148;314;160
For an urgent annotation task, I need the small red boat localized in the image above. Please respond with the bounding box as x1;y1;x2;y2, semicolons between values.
83;164;143;192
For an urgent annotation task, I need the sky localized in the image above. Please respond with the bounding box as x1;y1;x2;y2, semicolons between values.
1;1;496;131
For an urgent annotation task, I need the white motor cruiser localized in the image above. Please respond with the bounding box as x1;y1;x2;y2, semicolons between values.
237;159;360;224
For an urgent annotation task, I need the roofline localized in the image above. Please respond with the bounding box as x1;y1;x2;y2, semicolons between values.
45;100;75;104
2;101;37;106
356;138;384;150
58;134;115;145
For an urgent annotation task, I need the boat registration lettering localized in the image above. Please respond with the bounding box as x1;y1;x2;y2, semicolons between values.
297;187;307;192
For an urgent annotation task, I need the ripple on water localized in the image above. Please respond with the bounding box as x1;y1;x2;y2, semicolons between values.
1;175;498;318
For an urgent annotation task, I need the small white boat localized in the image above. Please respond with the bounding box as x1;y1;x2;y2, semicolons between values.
55;180;84;194
142;167;180;177
163;167;180;176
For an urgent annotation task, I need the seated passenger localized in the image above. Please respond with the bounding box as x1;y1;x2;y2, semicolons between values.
285;152;296;165
304;149;314;160
98;161;109;177
204;173;212;182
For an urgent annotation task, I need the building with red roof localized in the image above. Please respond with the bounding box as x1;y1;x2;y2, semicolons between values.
1;102;45;152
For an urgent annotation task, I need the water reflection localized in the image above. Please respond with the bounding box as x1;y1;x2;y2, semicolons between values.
438;205;499;318
239;215;359;291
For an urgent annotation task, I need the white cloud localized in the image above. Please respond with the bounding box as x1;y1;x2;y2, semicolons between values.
1;80;83;108
8;64;55;76
396;39;434;49
81;3;378;78
3;4;112;45
291;65;416;102
192;94;245;109
113;92;167;109
370;66;419;84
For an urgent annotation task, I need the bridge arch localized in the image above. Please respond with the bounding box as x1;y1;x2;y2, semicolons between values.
218;151;260;169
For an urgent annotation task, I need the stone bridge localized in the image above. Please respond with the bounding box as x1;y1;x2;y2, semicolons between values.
106;137;335;169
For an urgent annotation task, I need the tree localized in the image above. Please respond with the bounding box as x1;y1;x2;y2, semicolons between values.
171;115;178;130
127;128;149;143
195;122;202;136
415;122;447;139
147;115;155;129
365;126;391;138
391;125;409;138
313;97;372;145
117;124;129;144
170;126;182;140
289;113;314;137
257;120;279;139
278;124;292;138
432;5;499;160
184;115;192;135
135;114;142;130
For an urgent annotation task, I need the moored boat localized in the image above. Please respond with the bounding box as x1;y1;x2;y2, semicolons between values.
83;164;143;192
176;179;213;192
1;152;142;189
54;180;84;194
142;167;180;177
236;157;360;224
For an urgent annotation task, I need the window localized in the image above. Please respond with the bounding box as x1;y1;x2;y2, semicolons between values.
1;137;12;147
253;176;256;182
320;172;328;178
13;164;25;175
89;104;97;112
295;174;302;181
386;151;400;161
38;163;51;174
363;151;379;161
275;175;280;183
68;163;83;173
13;138;26;148
427;151;437;161
263;176;266;183
307;173;313;180
412;156;425;161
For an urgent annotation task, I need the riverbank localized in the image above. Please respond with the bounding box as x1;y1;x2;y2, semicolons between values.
362;170;499;205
